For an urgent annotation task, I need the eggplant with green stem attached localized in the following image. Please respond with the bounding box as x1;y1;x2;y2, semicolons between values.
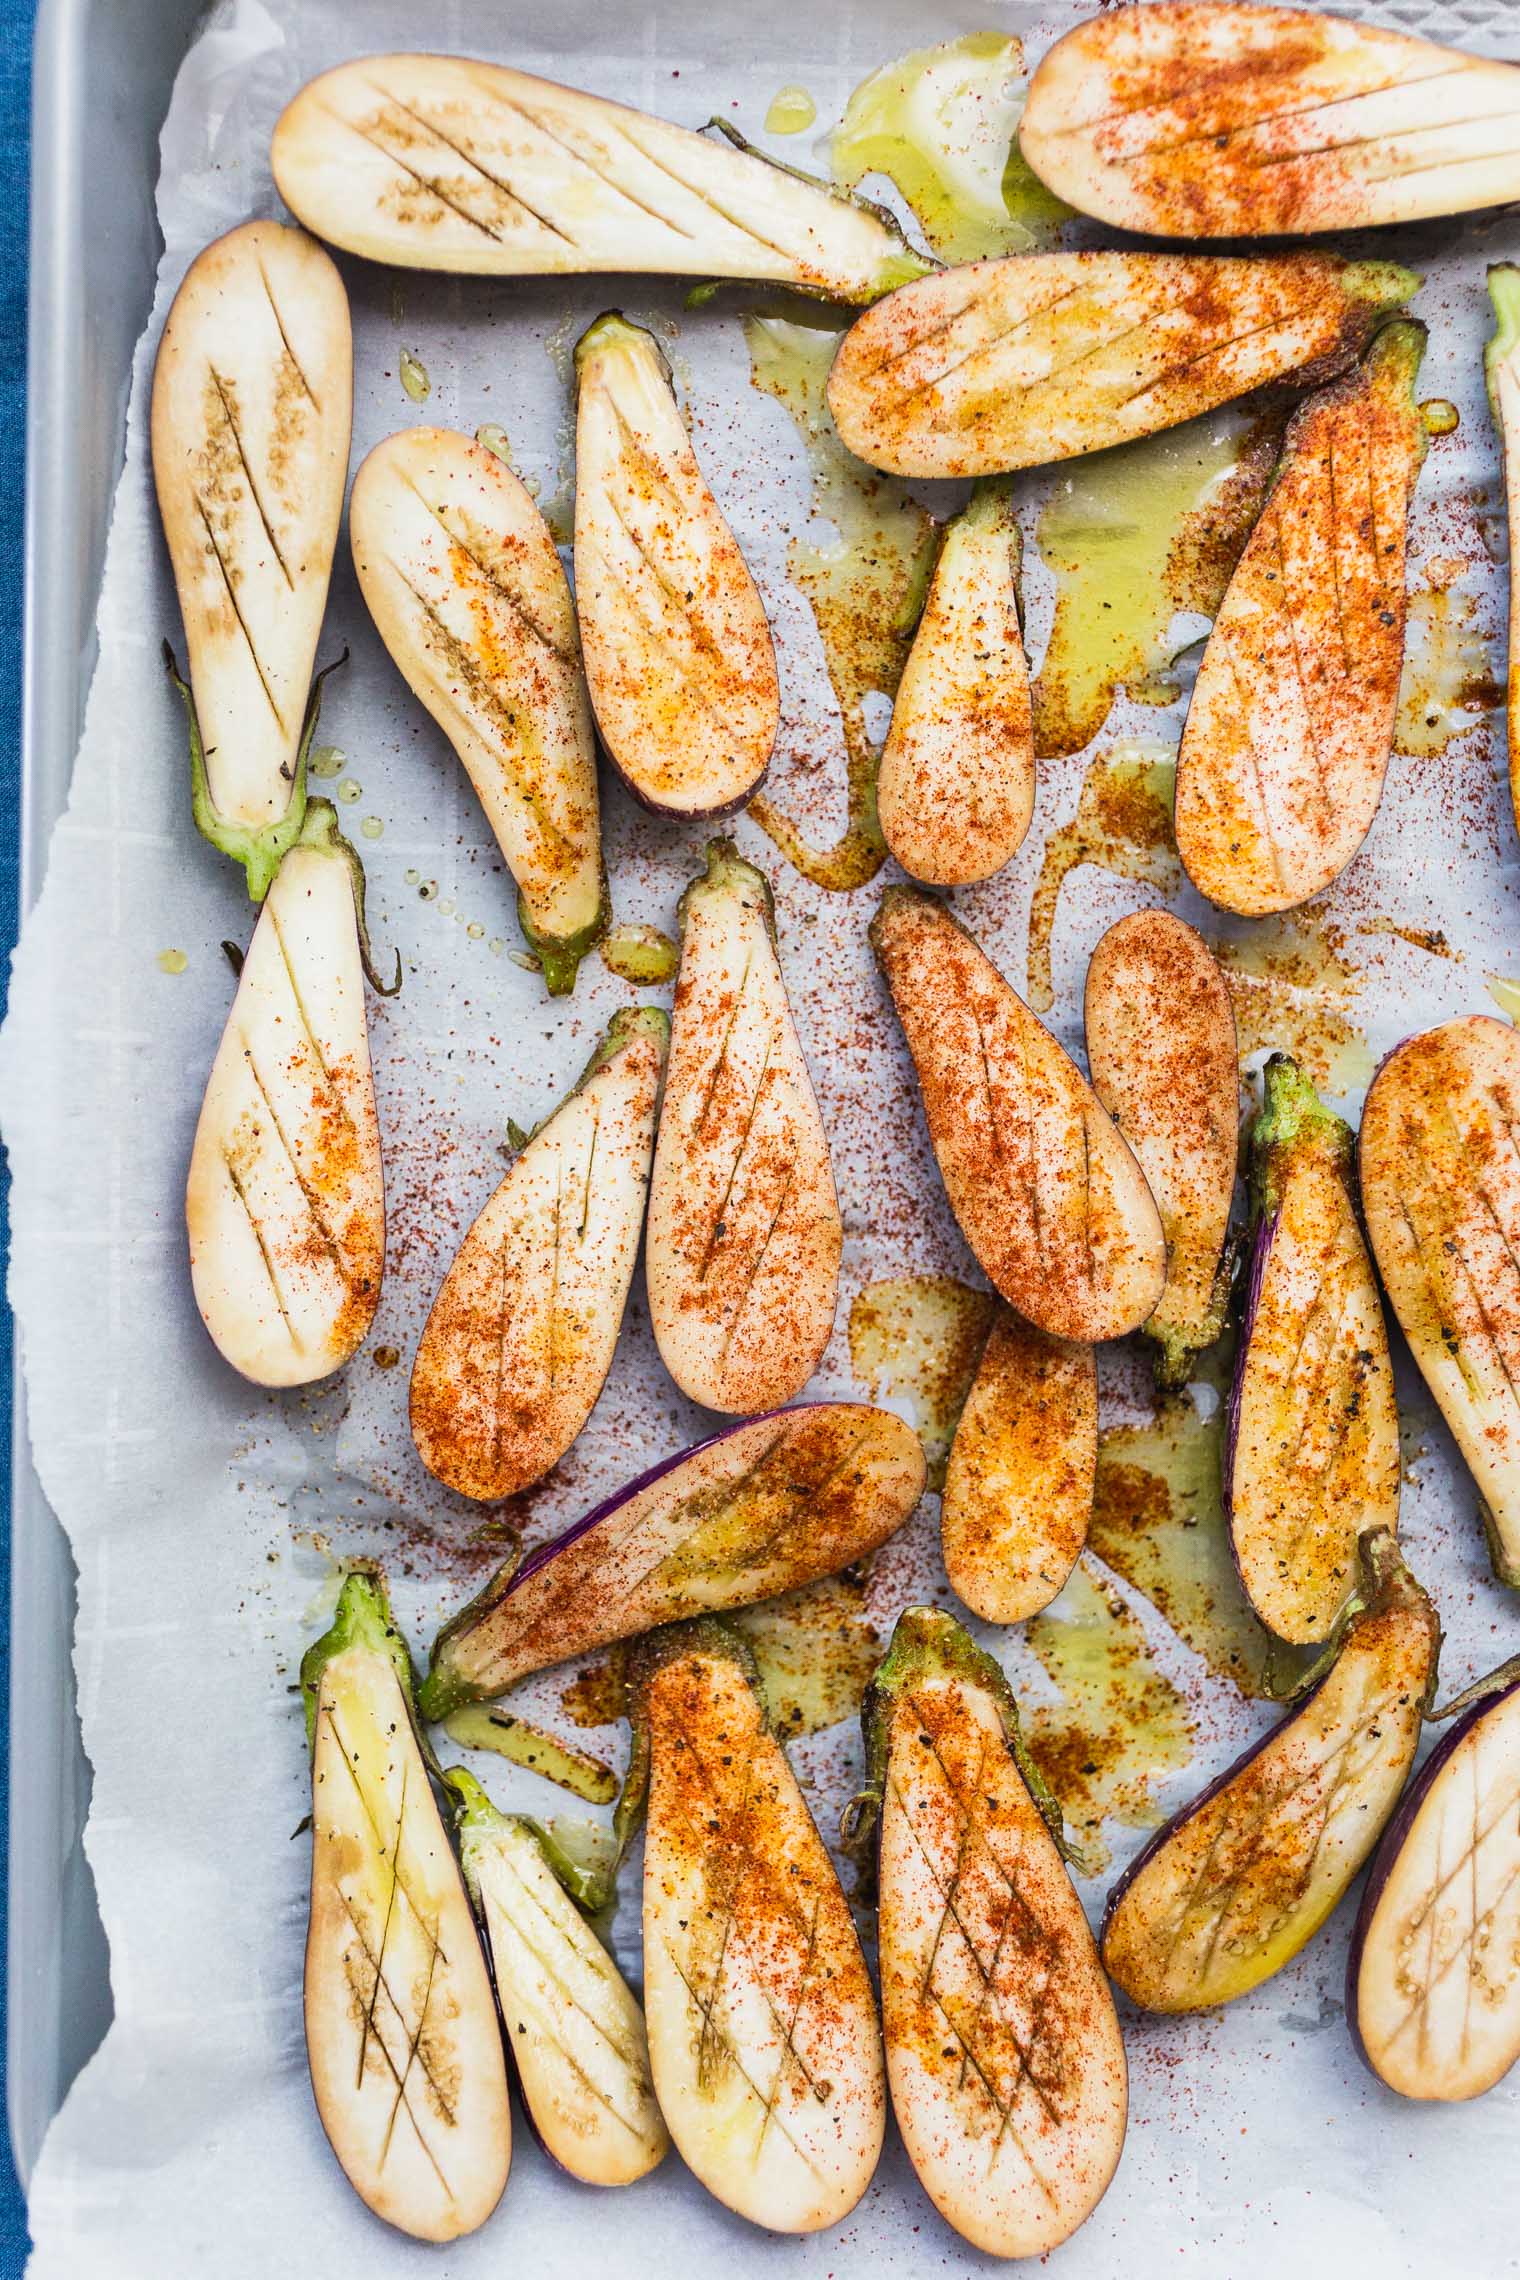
647;840;841;1412
410;1007;666;1501
153;220;352;899
186;799;396;1388
573;315;779;819
303;1569;511;2240
627;1618;885;2232
1226;1056;1399;1644
444;1768;669;2184
1020;3;1520;239
1101;1527;1439;2012
349;425;606;993
1487;266;1520;846
1175;321;1428;917
848;1608;1126;2258
270;55;931;301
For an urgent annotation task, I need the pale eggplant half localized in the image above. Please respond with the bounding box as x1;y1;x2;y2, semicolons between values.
1487;268;1520;846
303;1570;510;2241
850;1609;1126;2258
271;55;930;302
871;885;1165;1342
445;1767;669;2184
410;1007;667;1501
825;252;1416;479
1101;1528;1439;2012
1350;1659;1520;2101
877;479;1034;887
631;1619;885;2232
647;840;842;1412
349;425;606;993
419;1402;924;1717
1020;3;1520;239
152;219;352;898
574;315;779;818
941;1312;1097;1624
1361;1016;1520;1589
186;800;394;1387
1227;1057;1399;1645
1175;320;1428;918
1084;910;1239;1389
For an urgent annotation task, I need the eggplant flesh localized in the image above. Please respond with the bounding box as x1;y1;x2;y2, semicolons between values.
1359;1017;1520;1589
1228;1057;1399;1644
941;1313;1097;1624
419;1402;925;1716
1101;1529;1438;2013
1020;4;1520;238
1175;321;1427;918
871;885;1165;1343
409;1008;666;1501
1488;266;1520;847
825;251;1415;479
574;316;779;819
1351;1670;1520;2102
636;1622;885;2233
863;1609;1127;2257
303;1573;510;2241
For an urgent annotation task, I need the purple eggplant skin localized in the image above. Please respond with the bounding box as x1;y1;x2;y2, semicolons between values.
1348;1660;1520;2100
418;1402;925;1719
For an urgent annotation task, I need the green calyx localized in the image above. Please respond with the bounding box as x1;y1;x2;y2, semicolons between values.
164;642;345;903
518;874;611;999
418;1547;524;1726
678;836;777;943
1267;1527;1439;1709
1151;1236;1238;1395
300;1566;416;1755
503;1003;670;1159
616;1615;766;1863
1485;264;1520;425
1428;1648;1520;1724
700;118;937;302
574;310;671;391
1348;259;1421;317
1365;316;1428;400
444;1766;616;1914
292;797;403;997
1247;1054;1353;1224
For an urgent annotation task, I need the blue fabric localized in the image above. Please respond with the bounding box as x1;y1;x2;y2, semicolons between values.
1;0;36;2266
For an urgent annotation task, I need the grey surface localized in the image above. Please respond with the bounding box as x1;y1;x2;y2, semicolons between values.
10;0;208;2188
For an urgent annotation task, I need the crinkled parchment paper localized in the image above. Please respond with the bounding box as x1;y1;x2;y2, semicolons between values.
4;0;1520;2271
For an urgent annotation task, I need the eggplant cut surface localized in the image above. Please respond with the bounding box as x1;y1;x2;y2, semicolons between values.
1488;266;1520;846
410;1008;666;1501
271;55;929;300
349;424;606;992
1175;321;1428;917
1361;1016;1520;1589
872;886;1164;1342
1020;3;1520;238
826;251;1415;478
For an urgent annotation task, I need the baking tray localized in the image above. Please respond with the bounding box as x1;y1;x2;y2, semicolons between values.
8;0;209;2188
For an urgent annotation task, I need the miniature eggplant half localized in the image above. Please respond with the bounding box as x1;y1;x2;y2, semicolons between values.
1101;1528;1439;2012
848;1607;1126;2257
1487;266;1520;845
1226;1056;1399;1645
302;1570;511;2240
444;1768;669;2183
410;1007;667;1501
1349;1658;1520;2102
628;1618;885;2232
419;1401;925;1718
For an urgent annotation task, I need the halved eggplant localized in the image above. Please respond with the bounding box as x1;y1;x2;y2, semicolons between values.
631;1619;885;2232
877;480;1033;886
1084;911;1238;1389
826;251;1415;478
1360;1016;1520;1588
647;840;841;1411
1227;1057;1399;1644
1487;267;1520;843
186;800;393;1387
1175;321;1428;917
1020;4;1520;238
418;1402;924;1717
574;315;779;819
410;1007;667;1501
445;1768;669;2183
349;425;605;993
271;55;930;301
1101;1528;1439;2012
871;885;1165;1342
152;219;352;898
851;1608;1126;2257
303;1570;510;2240
1350;1659;1520;2101
941;1313;1097;1623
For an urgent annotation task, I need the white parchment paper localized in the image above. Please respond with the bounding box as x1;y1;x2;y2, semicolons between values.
5;0;1520;2270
